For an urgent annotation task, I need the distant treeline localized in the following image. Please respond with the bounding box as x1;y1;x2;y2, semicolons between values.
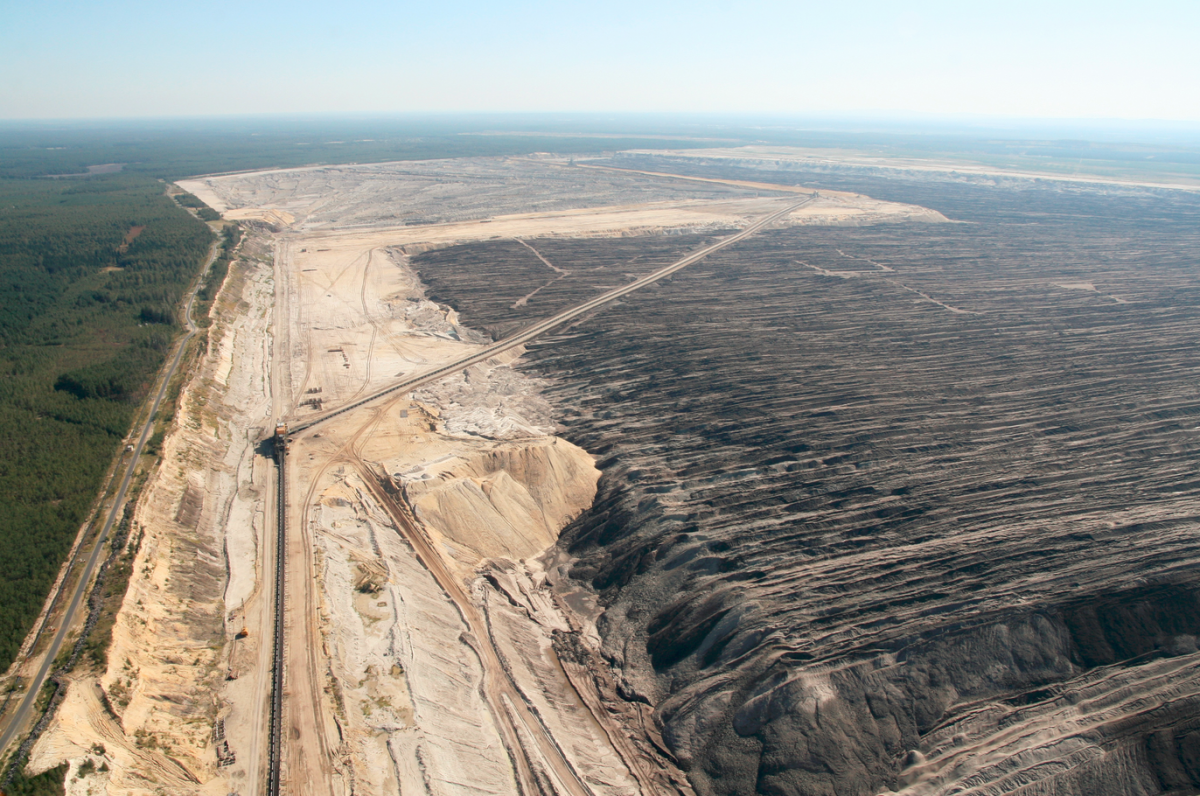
0;120;719;182
1;117;1198;186
0;173;211;667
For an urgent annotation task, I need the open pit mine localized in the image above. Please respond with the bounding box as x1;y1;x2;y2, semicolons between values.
25;152;1200;796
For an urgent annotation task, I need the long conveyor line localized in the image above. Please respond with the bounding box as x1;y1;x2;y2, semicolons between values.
260;198;811;792
288;196;814;436
266;432;287;796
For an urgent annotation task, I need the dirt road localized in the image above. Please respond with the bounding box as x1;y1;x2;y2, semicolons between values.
292;196;814;435
266;198;814;794
0;234;223;764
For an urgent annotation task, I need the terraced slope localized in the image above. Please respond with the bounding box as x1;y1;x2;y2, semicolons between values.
413;180;1200;796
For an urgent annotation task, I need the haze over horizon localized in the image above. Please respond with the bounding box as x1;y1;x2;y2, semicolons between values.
4;0;1198;124
7;3;1200;794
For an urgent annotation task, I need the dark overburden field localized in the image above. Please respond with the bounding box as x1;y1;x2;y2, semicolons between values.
415;179;1200;795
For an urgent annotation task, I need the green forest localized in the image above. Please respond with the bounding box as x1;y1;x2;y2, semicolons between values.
0;173;211;667
4;763;67;796
0;118;718;181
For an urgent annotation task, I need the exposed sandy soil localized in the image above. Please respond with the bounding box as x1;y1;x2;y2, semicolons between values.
29;156;948;795
29;233;280;795
272;234;677;795
177;155;946;246
615;145;1200;191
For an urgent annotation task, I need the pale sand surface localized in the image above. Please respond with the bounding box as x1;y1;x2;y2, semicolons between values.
32;156;947;795
616;145;1200;191
177;154;946;241
30;234;280;795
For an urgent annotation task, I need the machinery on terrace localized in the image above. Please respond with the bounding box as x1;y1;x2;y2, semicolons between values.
273;423;288;459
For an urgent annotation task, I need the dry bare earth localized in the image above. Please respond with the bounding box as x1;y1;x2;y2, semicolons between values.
178;156;943;240
610;145;1200;192
181;156;757;230
412;173;1200;796
30;155;952;796
29;232;280;796
270;233;656;796
182;156;940;796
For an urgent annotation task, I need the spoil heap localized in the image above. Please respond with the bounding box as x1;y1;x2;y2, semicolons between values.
415;178;1200;795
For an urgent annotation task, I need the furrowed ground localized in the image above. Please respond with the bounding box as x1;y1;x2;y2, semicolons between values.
414;175;1200;795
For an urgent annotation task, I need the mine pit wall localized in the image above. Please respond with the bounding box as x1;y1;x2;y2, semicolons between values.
410;182;1200;796
27;231;278;795
280;244;699;795
111;162;1200;795
309;469;531;796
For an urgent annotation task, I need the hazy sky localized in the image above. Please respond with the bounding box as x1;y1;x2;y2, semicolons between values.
3;0;1198;121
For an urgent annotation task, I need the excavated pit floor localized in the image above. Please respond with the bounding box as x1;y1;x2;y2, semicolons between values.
26;155;936;796
412;161;1200;796
28;151;1168;796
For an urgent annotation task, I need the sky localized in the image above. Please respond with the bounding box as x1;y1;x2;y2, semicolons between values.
2;0;1198;122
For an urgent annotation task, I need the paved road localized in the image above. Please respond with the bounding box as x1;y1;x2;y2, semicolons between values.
0;234;222;759
291;196;814;434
